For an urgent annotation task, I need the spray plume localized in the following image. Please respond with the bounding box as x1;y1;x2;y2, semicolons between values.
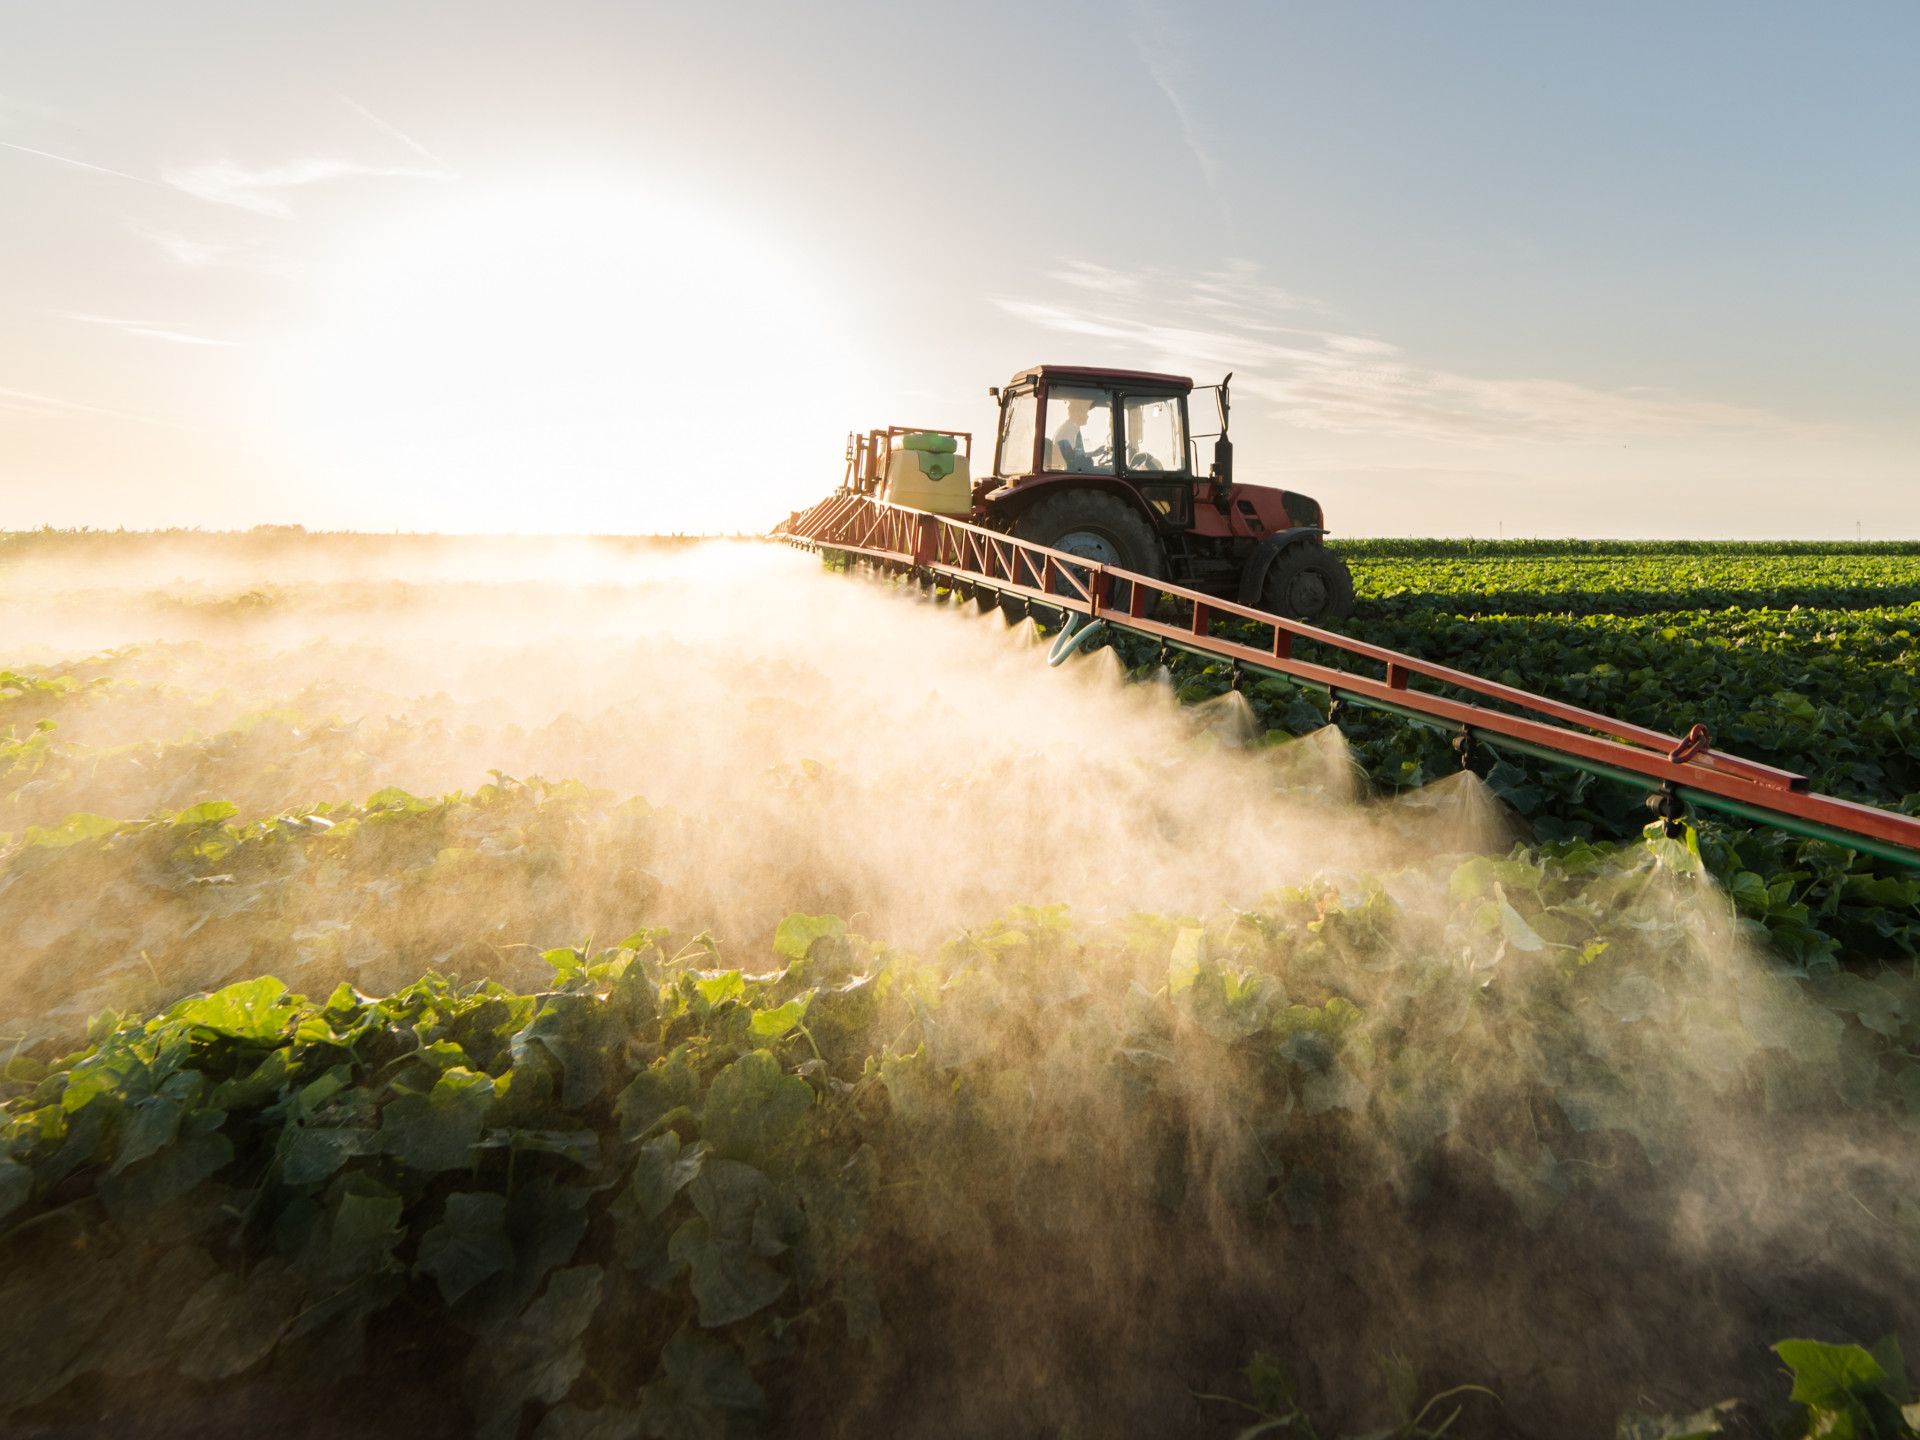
0;534;1913;1438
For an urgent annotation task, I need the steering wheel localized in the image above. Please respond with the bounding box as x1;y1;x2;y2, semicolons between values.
1084;443;1113;468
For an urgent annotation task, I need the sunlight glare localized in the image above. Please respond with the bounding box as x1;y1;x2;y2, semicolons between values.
297;181;851;534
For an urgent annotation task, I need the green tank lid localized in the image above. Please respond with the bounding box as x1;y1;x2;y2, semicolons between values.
915;451;957;481
901;432;957;453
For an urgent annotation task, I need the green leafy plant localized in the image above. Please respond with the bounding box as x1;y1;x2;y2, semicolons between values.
1773;1337;1920;1439
1193;1349;1498;1438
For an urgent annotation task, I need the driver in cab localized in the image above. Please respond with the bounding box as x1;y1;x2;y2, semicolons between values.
1049;396;1099;472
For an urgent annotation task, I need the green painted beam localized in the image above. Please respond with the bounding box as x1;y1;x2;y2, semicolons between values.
1480;732;1920;871
948;585;1920;871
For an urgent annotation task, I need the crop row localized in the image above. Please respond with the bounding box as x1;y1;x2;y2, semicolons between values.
1333;604;1920;805
2;545;1918;1435
3;781;1917;1434
1335;538;1920;558
1349;553;1920;617
1120;594;1920;963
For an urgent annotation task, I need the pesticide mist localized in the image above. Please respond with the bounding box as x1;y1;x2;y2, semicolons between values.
1;532;1914;1439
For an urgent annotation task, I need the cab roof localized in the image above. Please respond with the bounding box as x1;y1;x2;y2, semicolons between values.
1005;364;1193;392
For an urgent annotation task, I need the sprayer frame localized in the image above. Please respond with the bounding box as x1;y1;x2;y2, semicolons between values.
773;493;1920;870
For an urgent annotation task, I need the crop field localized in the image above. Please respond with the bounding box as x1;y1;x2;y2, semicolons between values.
1345;543;1920;619
2;532;1918;1440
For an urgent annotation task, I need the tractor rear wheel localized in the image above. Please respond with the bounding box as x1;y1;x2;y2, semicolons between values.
1010;489;1167;615
1260;544;1354;624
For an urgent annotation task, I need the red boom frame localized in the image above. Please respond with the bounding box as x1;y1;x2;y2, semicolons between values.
774;495;1920;868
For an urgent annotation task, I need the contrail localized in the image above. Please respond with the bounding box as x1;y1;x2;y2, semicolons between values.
0;139;163;187
336;94;448;167
62;313;244;346
0;385;200;430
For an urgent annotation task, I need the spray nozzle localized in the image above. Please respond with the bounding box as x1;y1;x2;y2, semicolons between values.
1645;781;1687;839
1452;728;1478;771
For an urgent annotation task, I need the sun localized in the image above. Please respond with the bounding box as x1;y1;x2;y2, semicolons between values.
295;180;853;534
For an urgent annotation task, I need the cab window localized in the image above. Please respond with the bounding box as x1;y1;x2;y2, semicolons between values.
1042;386;1115;474
996;391;1038;476
1124;395;1185;474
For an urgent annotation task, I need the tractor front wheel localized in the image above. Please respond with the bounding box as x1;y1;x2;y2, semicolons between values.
1260;544;1355;624
1009;489;1167;615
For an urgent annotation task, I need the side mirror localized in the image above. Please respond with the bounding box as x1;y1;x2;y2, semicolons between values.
988;386;1001;400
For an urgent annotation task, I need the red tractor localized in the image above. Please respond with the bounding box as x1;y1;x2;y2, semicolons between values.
844;365;1354;623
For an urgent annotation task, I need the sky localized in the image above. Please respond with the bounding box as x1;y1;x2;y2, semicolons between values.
2;0;1917;539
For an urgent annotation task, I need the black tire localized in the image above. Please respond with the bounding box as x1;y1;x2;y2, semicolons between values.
1009;489;1167;615
1260;544;1354;624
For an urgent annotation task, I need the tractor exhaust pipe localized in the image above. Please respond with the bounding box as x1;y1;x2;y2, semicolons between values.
1210;372;1234;508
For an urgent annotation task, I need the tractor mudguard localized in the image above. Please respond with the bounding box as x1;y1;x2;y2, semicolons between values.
1236;527;1328;607
981;474;1162;529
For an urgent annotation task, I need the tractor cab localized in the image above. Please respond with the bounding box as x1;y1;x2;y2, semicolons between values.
981;366;1215;527
972;364;1352;620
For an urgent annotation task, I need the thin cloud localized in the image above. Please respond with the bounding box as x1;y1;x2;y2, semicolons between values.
0;385;200;431
1046;260;1147;298
6;106;453;222
0;93;70;126
63;313;244;347
1127;2;1220;191
164;156;452;217
133;229;250;269
995;265;1803;444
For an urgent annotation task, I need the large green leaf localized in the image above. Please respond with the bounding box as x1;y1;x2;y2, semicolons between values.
24;811;120;849
172;800;239;828
700;1050;812;1172
61;1027;191;1119
279;1124;380;1186
1774;1338;1891;1405
416;1191;514;1304
693;970;744;1006
96;1129;234;1223
748;995;812;1038
513;995;627;1110
688;1158;772;1240
772;913;845;961
631;1132;708;1221
457;1176;594;1329
502;1127;600;1168
381;1067;494;1172
464;1265;605;1440
609;959;660;1032
636;1325;764;1439
172;977;297;1042
799;1143;879;1255
110;1093;185;1174
326;1191;406;1280
615;1057;698;1143
668;1216;788;1327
